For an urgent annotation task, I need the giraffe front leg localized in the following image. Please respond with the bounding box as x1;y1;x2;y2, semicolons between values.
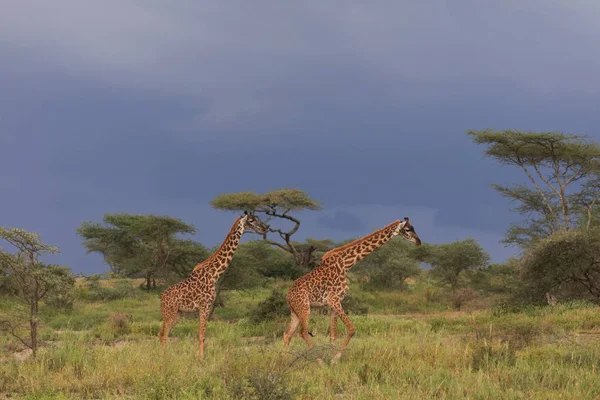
198;304;210;360
329;309;337;345
328;302;355;364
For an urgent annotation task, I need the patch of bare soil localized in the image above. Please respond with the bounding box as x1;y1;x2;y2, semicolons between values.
13;348;32;362
112;340;128;349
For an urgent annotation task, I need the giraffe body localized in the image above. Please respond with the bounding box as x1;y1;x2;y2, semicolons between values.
283;217;422;362
158;213;268;359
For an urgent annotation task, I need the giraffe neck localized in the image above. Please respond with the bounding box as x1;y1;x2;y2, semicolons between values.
192;216;246;281
322;220;403;270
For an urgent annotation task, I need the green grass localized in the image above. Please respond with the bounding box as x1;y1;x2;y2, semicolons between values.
1;279;600;399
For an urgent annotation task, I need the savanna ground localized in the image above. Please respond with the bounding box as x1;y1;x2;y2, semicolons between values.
2;278;600;399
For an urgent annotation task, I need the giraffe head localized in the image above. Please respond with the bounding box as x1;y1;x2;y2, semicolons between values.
242;211;269;234
397;217;421;246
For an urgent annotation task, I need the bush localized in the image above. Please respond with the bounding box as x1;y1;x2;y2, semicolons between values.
107;313;132;335
227;362;296;400
44;290;75;311
341;293;369;315
76;279;137;302
519;229;600;303
450;288;479;310
250;288;289;324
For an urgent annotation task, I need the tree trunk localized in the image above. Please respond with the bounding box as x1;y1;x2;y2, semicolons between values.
295;245;317;271
30;292;39;359
145;273;152;290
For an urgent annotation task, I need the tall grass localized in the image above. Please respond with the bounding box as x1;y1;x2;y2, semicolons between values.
1;279;600;398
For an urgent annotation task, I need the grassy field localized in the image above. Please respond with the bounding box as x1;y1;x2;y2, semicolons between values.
2;278;600;399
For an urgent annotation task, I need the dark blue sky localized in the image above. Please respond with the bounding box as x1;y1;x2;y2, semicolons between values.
1;1;600;273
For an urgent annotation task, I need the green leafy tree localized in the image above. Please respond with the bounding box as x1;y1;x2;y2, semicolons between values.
467;258;519;295
211;189;327;270
0;227;75;359
77;214;210;289
352;237;422;290
468;130;600;247
423;238;490;293
230;240;301;280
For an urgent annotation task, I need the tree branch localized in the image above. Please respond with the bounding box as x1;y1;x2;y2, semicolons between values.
0;320;32;349
262;239;290;252
517;158;562;229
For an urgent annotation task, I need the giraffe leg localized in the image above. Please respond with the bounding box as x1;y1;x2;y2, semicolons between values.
296;304;324;365
282;311;300;354
329;309;338;345
198;304;210;360
328;301;355;364
297;305;313;349
158;306;180;354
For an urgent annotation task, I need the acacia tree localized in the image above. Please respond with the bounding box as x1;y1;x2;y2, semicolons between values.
422;238;490;293
211;189;330;270
352;236;422;290
77;214;210;289
468;130;600;247
0;227;74;359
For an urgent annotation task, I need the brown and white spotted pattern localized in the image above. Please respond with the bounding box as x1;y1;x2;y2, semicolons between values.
282;217;422;363
158;212;268;359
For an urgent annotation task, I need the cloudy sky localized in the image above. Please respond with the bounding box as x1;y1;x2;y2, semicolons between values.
2;1;600;273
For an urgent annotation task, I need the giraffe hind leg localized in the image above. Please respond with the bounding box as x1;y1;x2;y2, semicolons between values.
158;305;180;354
297;305;313;349
329;309;338;344
282;311;300;354
283;297;312;350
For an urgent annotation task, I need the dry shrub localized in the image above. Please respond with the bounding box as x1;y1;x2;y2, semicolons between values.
108;313;131;335
451;288;479;310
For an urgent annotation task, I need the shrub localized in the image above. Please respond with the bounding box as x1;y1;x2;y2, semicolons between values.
250;288;289;324
108;313;132;335
450;288;479;310
342;293;369;315
76;280;137;302
45;289;75;311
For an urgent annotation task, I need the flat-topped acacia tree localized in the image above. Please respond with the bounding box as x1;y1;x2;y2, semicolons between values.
211;189;330;271
468;130;600;247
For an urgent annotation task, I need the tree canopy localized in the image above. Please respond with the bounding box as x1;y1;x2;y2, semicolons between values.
352;236;422;290
211;189;326;270
468;130;600;247
0;227;74;359
421;238;490;292
77;214;210;288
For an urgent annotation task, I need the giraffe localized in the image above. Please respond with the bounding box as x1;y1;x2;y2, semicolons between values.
158;212;269;359
282;217;422;363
